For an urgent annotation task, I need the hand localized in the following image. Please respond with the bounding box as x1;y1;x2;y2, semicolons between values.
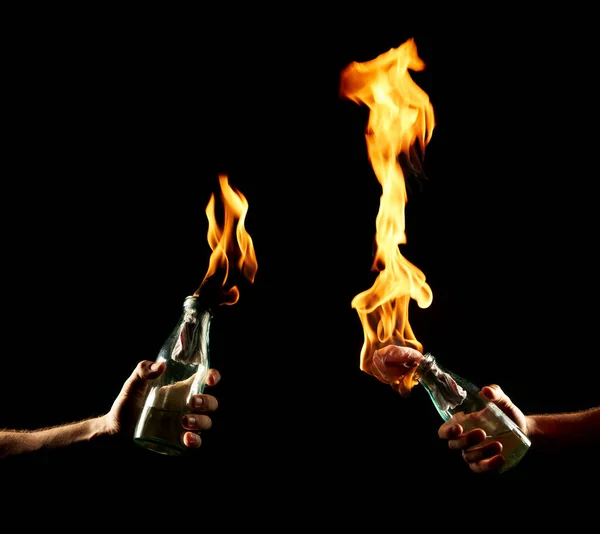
104;360;221;449
438;384;528;473
371;345;424;396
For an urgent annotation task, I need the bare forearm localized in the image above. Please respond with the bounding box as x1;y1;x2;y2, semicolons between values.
0;416;110;459
527;406;600;450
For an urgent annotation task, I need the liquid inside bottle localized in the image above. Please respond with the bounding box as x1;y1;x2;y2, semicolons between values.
414;353;531;473
134;296;212;456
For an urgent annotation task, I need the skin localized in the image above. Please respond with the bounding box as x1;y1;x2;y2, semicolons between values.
438;384;525;473
372;344;423;396
0;360;220;459
371;345;600;474
438;383;600;474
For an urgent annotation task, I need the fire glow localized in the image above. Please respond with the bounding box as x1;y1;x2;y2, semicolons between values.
194;173;258;305
340;38;434;393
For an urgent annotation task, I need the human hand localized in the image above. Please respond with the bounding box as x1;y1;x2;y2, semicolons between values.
438;384;528;473
104;360;221;449
371;345;424;396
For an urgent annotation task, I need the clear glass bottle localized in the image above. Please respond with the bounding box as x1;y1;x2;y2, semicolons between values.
415;353;531;473
133;295;212;456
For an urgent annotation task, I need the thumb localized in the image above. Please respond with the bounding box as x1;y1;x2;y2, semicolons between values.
144;360;166;380
481;384;504;401
124;360;166;397
481;384;515;414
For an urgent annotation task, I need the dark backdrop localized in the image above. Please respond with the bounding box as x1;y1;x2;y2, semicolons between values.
2;7;599;513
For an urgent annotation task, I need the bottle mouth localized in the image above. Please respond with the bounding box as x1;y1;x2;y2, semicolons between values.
184;294;215;314
415;352;435;379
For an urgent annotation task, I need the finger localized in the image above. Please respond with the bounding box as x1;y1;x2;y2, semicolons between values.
189;394;219;413
206;368;221;386
373;345;423;369
447;428;486;450
135;360;165;382
481;384;520;424
371;346;423;390
438;423;463;440
144;360;167;379
480;384;503;401
182;413;213;432
469;453;506;474
120;360;166;399
462;440;503;463
182;431;202;449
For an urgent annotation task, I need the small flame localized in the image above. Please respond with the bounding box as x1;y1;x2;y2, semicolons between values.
340;38;434;392
194;173;258;305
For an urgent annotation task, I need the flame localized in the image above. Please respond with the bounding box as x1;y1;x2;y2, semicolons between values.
194;173;258;305
340;38;434;392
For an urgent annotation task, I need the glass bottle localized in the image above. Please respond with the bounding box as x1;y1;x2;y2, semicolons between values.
133;295;212;456
414;353;531;473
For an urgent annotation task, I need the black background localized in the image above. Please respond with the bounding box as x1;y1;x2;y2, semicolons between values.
2;6;599;515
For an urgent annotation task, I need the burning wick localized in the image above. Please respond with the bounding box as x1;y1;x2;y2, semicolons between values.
194;173;258;308
171;304;208;364
175;173;258;364
133;174;257;456
339;37;435;394
372;345;468;411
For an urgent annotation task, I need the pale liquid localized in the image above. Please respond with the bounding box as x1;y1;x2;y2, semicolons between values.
457;406;531;473
134;406;188;456
480;430;530;473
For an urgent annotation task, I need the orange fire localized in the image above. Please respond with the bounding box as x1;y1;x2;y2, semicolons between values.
194;173;258;305
340;38;435;393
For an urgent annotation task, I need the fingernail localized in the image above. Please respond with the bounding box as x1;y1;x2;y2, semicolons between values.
188;433;200;445
193;397;204;409
150;362;161;371
185;416;196;427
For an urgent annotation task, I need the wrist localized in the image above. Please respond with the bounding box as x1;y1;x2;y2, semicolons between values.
89;414;112;439
523;415;536;442
94;413;119;440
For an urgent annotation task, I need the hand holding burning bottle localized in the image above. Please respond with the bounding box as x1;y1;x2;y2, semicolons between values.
371;345;424;397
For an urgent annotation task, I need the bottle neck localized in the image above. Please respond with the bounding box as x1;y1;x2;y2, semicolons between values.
414;353;468;417
184;295;214;316
414;353;446;388
167;296;213;365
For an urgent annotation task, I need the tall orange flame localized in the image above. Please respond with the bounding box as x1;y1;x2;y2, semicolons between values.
194;173;258;305
340;38;434;392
